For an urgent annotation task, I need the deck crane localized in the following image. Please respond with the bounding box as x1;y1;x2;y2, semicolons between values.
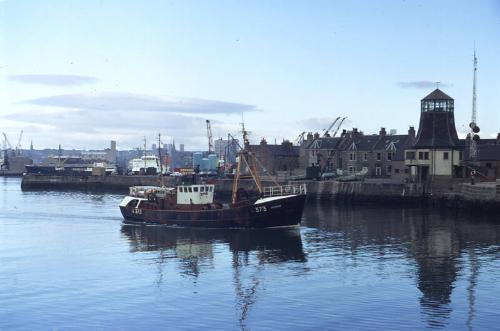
206;120;214;154
323;117;340;137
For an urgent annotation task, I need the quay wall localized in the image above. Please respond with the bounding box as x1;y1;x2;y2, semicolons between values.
20;174;500;211
20;174;266;198
292;180;424;202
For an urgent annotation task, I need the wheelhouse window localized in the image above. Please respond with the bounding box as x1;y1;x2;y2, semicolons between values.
193;187;198;192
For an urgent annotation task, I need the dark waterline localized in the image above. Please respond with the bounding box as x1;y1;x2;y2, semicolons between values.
1;177;499;330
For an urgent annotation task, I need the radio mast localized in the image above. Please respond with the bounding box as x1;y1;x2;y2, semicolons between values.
469;50;479;161
472;50;477;124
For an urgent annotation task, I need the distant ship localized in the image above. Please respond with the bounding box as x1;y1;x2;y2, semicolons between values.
128;155;164;175
25;156;117;176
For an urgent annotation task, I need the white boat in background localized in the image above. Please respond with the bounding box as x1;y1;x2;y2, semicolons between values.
128;155;162;175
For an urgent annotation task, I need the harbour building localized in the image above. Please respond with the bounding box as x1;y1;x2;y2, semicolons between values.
405;89;464;182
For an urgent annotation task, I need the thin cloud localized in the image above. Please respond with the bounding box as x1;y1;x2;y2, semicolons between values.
9;74;100;86
5;108;216;149
397;81;452;89
24;92;258;114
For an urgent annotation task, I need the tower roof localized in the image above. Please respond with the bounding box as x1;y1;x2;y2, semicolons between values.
422;89;453;101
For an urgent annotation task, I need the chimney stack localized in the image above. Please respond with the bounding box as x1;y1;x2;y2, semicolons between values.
306;132;313;143
408;126;416;139
379;127;386;136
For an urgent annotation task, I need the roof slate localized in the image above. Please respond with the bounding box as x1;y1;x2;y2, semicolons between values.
422;88;453;101
478;145;500;161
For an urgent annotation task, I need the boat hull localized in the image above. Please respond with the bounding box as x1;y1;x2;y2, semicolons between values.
120;194;306;228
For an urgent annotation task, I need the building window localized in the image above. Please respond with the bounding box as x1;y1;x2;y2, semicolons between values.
406;151;415;160
349;152;356;161
375;167;381;176
443;152;449;160
386;165;392;174
348;166;354;173
387;152;393;161
364;153;368;161
395;168;400;174
376;153;381;161
459;152;463;161
404;168;409;174
419;152;429;160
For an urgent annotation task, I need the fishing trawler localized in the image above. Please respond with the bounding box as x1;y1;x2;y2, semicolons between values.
119;129;307;228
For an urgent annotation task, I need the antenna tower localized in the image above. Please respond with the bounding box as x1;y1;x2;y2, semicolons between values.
469;50;479;160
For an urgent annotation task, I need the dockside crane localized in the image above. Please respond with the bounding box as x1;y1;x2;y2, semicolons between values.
294;131;306;146
2;133;13;150
206;120;214;154
15;130;23;155
323;117;340;137
332;117;347;137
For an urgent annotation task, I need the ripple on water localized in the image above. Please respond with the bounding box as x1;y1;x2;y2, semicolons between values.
1;178;500;330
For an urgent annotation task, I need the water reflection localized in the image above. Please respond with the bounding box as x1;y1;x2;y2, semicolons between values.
121;225;306;330
303;202;500;329
120;225;306;264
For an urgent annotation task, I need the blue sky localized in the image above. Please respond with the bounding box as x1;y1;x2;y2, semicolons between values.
1;0;499;150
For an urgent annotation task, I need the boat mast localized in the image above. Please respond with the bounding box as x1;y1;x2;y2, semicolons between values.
158;133;164;186
231;152;242;205
58;144;62;169
231;123;263;205
143;136;147;173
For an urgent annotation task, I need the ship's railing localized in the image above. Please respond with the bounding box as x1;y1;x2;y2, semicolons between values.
262;183;307;198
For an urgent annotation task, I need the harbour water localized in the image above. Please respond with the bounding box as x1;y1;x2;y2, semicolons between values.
1;177;499;330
